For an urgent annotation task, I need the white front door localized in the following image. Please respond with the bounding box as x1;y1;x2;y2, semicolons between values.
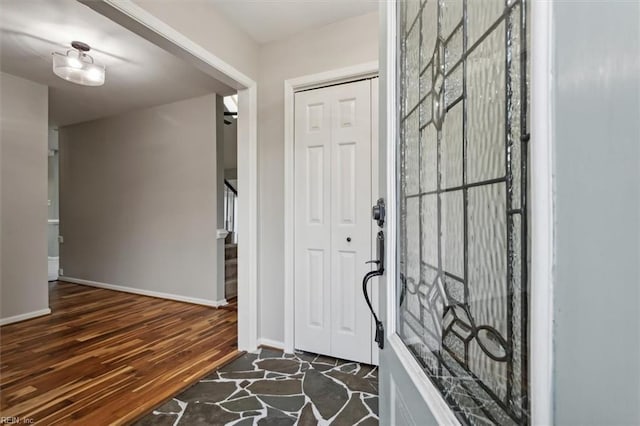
294;79;374;364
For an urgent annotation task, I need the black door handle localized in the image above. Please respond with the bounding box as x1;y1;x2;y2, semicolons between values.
363;231;385;349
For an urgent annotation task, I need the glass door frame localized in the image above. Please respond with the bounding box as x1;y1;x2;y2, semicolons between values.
379;0;554;423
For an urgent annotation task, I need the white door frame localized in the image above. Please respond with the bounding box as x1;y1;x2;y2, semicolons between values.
283;62;378;353
81;0;259;351
380;0;554;423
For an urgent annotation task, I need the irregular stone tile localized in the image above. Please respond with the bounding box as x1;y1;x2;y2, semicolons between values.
327;371;377;394
247;379;302;395
290;373;303;379
256;359;300;374
295;352;317;363
178;381;236;403
220;353;259;372
154;399;181;413
228;389;250;400
266;373;285;379
221;395;263;412
259;348;284;359
233;418;255;426
302;369;348;420
314;355;337;365
220;370;266;380
300;363;310;372
203;371;220;380
240;380;251;388
340;364;358;373
297;402;318;426
284;353;296;359
242;411;262;418
356;364;375;378
133;413;178;426
332;394;369;425
358;416;379;426
364;396;379;416
257;407;295;426
258;395;305;412
310;363;333;372
178;402;240;425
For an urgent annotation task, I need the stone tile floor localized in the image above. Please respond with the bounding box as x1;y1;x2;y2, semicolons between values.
134;348;378;425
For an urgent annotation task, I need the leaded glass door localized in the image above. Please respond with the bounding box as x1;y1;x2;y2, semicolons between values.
378;0;530;424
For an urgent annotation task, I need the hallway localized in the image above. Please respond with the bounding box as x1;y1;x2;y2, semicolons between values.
0;282;238;424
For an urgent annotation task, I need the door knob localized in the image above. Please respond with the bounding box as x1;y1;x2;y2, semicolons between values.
346;237;351;242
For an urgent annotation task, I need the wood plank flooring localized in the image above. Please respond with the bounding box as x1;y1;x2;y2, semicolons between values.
0;281;238;425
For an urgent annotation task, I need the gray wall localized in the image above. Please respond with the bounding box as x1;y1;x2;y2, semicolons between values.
552;2;640;424
0;72;49;321
59;94;222;303
256;11;379;343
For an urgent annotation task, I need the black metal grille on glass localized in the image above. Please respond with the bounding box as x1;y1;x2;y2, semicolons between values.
397;0;529;424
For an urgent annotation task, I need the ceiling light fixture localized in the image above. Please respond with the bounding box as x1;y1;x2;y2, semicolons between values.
52;41;105;87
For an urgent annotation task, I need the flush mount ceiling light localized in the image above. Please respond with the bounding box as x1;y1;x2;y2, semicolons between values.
52;41;105;86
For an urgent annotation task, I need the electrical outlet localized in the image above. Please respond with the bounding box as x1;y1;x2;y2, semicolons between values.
58;235;64;243
58;268;64;276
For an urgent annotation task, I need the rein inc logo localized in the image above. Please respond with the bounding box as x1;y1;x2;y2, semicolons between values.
0;418;34;424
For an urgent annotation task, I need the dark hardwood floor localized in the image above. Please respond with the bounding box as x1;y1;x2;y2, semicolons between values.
0;281;238;425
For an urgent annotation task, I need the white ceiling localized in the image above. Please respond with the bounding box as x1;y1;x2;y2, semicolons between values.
0;0;233;126
208;0;379;44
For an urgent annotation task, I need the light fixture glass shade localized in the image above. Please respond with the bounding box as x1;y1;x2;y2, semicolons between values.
52;51;105;86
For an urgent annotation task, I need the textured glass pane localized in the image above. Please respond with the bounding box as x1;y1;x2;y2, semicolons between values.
421;63;433;95
441;0;463;39
442;102;463;189
468;183;508;398
420;124;437;192
467;23;505;183
406;24;421;112
468;0;504;47
421;0;438;68
406;0;421;33
445;64;463;107
445;27;463;73
509;4;522;209
406;197;420;290
404;111;420;195
442;190;463;277
421;194;438;267
420;94;432;127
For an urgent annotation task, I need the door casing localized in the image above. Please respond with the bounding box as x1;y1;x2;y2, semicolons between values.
283;62;379;355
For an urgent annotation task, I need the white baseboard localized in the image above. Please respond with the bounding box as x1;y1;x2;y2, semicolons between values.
60;276;228;308
0;308;51;326
258;338;286;351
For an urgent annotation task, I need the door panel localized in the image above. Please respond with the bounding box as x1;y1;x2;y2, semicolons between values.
294;79;373;363
295;91;332;355
330;80;372;363
380;0;530;424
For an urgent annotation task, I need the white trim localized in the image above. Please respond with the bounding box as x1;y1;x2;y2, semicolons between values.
283;61;379;354
85;0;260;352
48;219;60;225
61;277;228;307
0;308;51;326
530;1;555;424
388;335;461;425
216;229;229;239
257;338;286;351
